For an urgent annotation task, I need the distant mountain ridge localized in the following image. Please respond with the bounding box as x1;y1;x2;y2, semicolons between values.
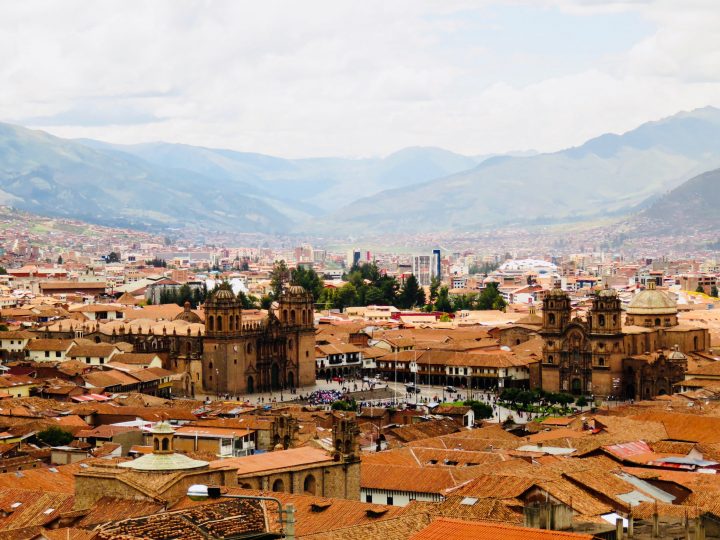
314;106;720;234
1;106;720;236
622;167;720;236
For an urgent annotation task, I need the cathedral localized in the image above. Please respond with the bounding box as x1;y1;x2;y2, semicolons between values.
538;284;709;400
202;284;317;395
36;283;317;397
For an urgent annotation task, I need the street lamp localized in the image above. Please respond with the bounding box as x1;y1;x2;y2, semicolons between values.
187;484;295;539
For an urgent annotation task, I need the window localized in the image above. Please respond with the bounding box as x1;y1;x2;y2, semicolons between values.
45;351;49;358
547;355;554;364
387;495;394;505
598;358;605;366
549;313;555;325
598;314;605;327
56;351;61;357
365;494;372;503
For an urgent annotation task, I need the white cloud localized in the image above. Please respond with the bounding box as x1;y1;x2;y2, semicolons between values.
0;0;718;157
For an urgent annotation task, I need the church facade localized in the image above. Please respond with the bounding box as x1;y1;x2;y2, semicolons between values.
36;284;317;397
538;285;708;400
202;284;316;395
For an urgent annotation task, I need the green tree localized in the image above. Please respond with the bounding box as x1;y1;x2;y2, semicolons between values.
331;399;357;411
335;283;359;310
697;285;706;294
575;396;589;408
712;286;719;298
429;276;441;304
555;393;575;407
291;266;324;302
57;255;63;265
463;400;493;420
398;274;422;309
260;294;273;310
434;286;453;313
477;282;506;311
37;426;73;447
0;267;6;275
270;260;290;299
106;252;120;263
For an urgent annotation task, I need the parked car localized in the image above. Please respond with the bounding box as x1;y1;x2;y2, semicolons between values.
405;384;422;394
444;386;458;393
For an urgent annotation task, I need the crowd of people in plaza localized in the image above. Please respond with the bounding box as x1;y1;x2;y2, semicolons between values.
307;389;345;405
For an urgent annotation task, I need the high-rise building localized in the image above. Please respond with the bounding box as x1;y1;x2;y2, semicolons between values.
413;255;432;286
431;249;441;280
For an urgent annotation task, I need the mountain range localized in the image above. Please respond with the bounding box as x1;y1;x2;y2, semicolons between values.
1;107;720;236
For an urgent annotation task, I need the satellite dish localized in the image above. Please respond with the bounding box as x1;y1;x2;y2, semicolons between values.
500;346;511;351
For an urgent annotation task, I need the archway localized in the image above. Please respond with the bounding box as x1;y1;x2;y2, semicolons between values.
272;479;284;492
571;378;582;396
304;475;316;495
247;376;254;394
208;316;214;332
287;371;295;389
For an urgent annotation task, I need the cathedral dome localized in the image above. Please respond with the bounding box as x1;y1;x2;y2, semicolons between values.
205;284;239;307
288;284;306;296
596;287;618;298
118;421;208;472
627;287;677;316
546;287;568;298
174;301;201;323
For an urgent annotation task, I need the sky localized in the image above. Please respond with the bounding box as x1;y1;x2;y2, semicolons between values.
1;0;719;158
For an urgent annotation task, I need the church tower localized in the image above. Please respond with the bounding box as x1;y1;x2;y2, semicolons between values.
332;414;360;462
277;285;316;389
587;287;625;385
202;284;243;394
541;288;571;334
588;287;622;334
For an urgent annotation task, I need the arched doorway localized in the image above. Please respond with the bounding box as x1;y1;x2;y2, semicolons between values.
271;364;281;389
247;376;254;394
287;371;295;389
571;378;582;395
272;478;284;492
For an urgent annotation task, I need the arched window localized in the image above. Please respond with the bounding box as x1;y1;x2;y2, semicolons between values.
598;314;605;327
304;474;316;495
154;439;159;451
549;313;555;325
290;310;296;325
272;479;285;492
547;355;554;364
208;316;214;332
162;438;169;451
282;310;288;323
217;315;223;332
654;318;661;326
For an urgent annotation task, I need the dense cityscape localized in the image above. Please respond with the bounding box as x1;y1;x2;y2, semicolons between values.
0;208;716;538
3;1;720;539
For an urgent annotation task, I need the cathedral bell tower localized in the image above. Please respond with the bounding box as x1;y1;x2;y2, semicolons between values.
278;285;315;328
541;288;571;333
332;414;360;462
588;287;622;334
204;284;242;338
202;283;243;395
